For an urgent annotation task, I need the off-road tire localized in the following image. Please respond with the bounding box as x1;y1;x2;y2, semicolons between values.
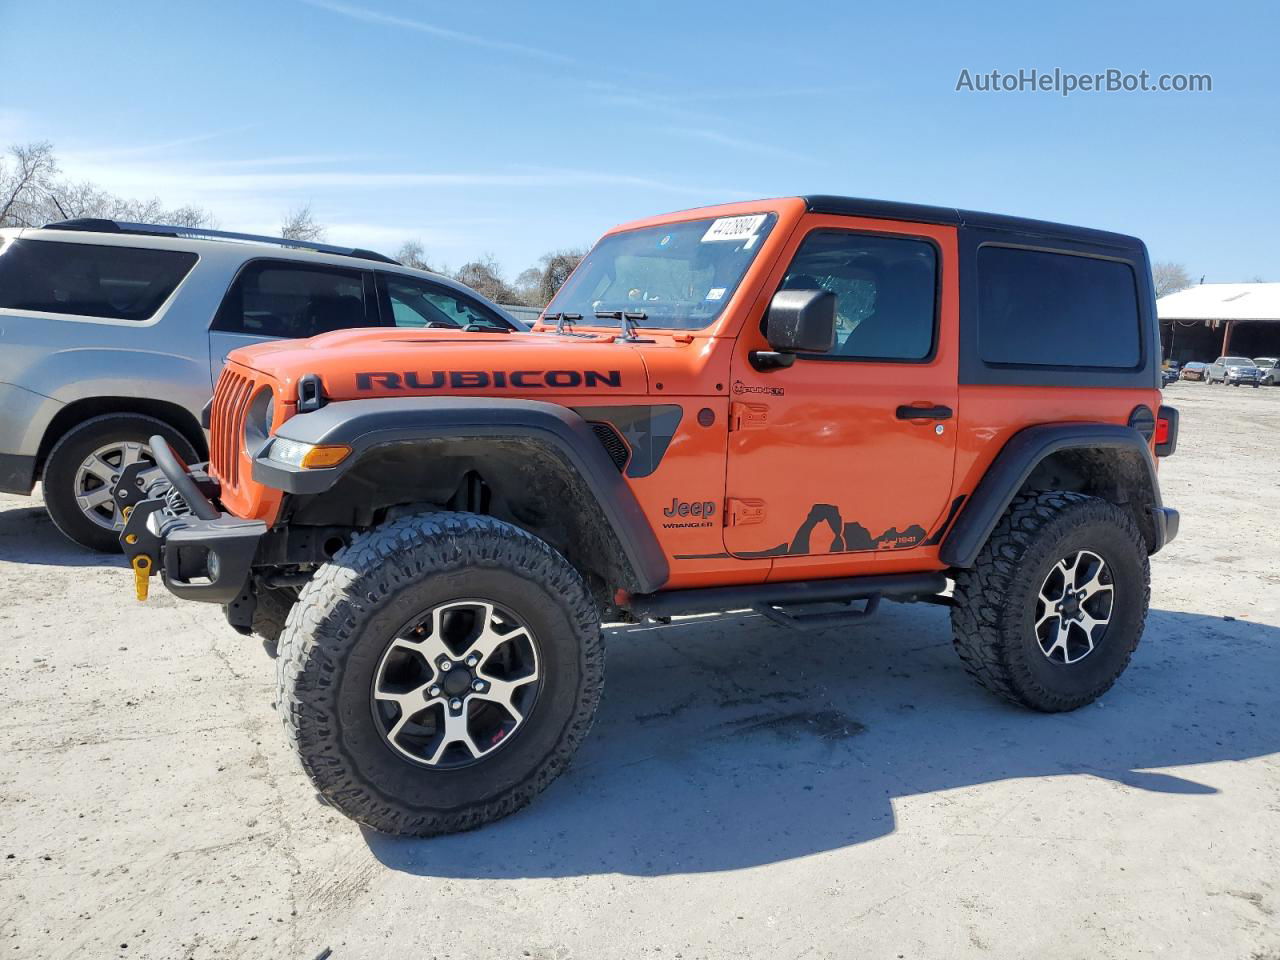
43;413;199;553
252;586;297;657
950;491;1150;712
276;511;604;835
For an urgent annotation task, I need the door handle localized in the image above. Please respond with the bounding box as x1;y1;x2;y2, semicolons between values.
896;404;953;421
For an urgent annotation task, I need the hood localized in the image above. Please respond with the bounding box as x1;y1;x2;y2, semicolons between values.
230;327;651;400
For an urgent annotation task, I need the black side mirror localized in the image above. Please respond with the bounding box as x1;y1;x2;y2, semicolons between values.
753;289;836;370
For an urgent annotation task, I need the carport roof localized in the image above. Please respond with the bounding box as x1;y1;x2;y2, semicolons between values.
1157;282;1280;321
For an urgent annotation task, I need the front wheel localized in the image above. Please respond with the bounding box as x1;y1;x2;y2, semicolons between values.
43;414;200;552
950;491;1150;712
276;512;604;835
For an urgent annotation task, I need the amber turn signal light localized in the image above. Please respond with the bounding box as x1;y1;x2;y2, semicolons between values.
299;445;351;469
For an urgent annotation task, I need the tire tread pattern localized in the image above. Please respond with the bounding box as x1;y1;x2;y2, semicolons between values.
950;491;1150;712
275;511;603;836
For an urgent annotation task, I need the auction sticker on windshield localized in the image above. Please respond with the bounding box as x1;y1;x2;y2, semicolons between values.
702;214;767;243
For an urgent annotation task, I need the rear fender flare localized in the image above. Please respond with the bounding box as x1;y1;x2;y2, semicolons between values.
940;423;1163;568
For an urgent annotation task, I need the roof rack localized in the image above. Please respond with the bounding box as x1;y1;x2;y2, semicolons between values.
41;218;400;265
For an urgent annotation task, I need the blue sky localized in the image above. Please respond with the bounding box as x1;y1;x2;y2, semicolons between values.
1;0;1276;281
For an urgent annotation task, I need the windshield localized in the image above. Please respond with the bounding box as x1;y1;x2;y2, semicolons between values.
544;213;777;330
1223;357;1253;366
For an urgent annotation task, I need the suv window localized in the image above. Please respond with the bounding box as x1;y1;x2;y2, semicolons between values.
214;261;372;338
381;274;510;331
0;239;197;321
977;247;1140;368
778;230;937;361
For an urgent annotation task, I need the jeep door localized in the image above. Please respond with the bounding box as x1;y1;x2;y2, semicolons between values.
723;216;959;573
208;259;378;385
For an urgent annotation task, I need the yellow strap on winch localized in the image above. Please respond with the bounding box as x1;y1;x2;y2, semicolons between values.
132;554;152;602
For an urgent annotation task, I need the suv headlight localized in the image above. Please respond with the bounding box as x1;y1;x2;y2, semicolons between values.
244;387;276;455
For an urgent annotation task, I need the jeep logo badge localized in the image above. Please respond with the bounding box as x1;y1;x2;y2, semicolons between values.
664;498;717;519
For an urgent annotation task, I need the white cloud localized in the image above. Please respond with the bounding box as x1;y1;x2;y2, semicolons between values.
298;0;574;65
56;156;739;199
663;127;812;164
0;107;31;142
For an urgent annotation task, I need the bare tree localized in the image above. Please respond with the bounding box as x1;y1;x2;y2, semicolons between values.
53;179;215;227
454;254;517;304
0;142;59;227
396;239;437;273
536;248;586;305
280;204;326;242
1153;261;1192;298
513;266;543;305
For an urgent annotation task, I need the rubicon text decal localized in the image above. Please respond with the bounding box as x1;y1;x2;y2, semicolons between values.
356;370;623;390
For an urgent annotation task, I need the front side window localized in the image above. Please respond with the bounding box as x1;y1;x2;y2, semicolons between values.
0;239;196;321
778;230;938;361
382;274;510;331
977;246;1141;368
214;261;371;338
545;214;777;330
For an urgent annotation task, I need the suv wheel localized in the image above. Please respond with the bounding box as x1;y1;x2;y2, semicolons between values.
43;414;199;552
950;491;1149;712
276;511;603;836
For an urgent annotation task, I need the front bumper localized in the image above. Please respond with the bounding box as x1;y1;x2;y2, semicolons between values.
116;439;266;605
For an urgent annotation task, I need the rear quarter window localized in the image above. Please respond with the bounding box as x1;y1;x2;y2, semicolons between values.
977;246;1141;368
0;239;198;321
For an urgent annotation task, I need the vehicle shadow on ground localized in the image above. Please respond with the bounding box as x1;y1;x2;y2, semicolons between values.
365;604;1279;879
0;498;124;567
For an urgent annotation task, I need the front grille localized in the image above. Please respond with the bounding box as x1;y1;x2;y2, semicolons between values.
589;421;630;471
209;369;255;489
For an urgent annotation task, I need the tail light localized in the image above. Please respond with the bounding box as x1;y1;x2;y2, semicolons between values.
1155;406;1178;458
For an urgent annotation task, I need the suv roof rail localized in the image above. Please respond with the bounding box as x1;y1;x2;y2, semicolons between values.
40;218;400;265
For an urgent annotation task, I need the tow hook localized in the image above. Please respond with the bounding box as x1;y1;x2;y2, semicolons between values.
131;553;152;601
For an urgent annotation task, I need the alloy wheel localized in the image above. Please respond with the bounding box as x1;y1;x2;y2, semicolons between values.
371;599;541;768
1034;550;1115;664
73;441;153;531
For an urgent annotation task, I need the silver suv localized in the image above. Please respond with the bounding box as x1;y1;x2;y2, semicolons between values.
0;219;521;551
1207;355;1262;387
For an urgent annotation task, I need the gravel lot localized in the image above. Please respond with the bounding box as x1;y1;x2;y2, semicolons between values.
1;382;1278;960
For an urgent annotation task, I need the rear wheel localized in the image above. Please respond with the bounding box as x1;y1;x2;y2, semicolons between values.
950;491;1149;712
276;511;603;835
43;414;199;552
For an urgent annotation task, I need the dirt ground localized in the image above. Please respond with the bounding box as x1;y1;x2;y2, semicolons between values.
1;381;1278;960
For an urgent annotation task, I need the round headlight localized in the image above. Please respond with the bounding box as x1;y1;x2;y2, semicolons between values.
245;387;275;453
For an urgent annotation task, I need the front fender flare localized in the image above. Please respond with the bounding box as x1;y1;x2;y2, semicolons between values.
253;396;669;593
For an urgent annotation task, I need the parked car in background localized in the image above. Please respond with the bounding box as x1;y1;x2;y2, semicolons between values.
0;219;522;550
1255;358;1280;385
1180;361;1209;381
1161;361;1181;386
1208;356;1262;386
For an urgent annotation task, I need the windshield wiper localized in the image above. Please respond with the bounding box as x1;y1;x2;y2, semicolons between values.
594;310;647;341
542;312;583;334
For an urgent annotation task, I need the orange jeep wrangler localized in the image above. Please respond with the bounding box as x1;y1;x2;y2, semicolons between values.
116;196;1180;835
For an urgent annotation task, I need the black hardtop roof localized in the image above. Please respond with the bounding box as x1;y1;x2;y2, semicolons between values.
803;195;1143;250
